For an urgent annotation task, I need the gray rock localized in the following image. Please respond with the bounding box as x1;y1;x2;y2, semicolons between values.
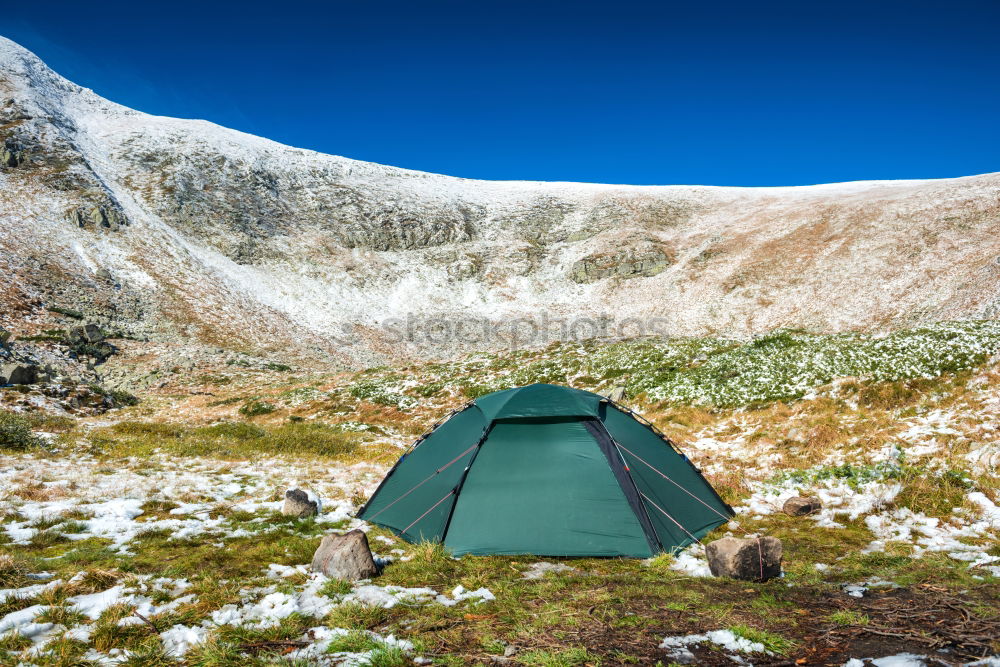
69;324;105;344
607;385;627;402
705;536;782;582
310;529;378;581
282;488;319;517
0;328;10;346
1;363;38;385
783;496;822;516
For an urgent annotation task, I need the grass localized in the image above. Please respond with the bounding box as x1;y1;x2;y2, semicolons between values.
829;609;870;626
334;320;1000;412
520;647;601;666
85;419;372;460
729;624;796;655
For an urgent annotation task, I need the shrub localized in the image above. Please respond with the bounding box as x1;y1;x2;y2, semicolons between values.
47;306;84;319
264;362;292;372
0;410;43;451
239;400;276;417
88;384;140;407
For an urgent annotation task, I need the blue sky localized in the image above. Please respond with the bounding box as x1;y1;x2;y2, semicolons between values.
2;1;998;185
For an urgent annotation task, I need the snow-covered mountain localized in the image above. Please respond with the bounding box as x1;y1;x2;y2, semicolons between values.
2;35;999;367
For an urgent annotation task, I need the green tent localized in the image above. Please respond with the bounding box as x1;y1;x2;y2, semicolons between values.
358;384;733;557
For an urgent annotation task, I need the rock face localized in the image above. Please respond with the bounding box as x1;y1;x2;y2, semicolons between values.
0;363;37;385
282;488;319;517
67;200;129;230
569;245;673;283
783;496;822;516
705;536;783;582
311;529;379;581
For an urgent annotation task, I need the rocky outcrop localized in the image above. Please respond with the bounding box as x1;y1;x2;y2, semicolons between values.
1;138;26;167
705;536;783;582
570;245;673;283
67;200;129;230
68;324;105;345
311;529;378;580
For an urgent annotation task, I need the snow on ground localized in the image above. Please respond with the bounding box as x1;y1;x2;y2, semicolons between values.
660;629;770;663
520;561;576;579
0;565;492;663
0;453;384;551
843;655;1000;667
0;451;503;663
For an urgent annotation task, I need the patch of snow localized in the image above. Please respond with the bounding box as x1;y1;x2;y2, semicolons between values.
159;624;208;657
660;629;771;660
521;562;575;579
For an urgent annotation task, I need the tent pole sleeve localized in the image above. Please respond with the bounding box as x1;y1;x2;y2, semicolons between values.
605;402;736;516
439;423;494;545
583;420;662;554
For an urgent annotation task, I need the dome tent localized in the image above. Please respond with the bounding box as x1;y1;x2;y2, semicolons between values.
358;384;733;557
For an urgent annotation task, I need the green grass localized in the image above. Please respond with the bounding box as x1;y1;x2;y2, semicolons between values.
86;419;365;460
342;320;1000;410
828;609;870;625
729;624;796;655
520;647;602;666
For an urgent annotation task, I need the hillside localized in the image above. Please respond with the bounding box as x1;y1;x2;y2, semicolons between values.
2;35;1000;381
2;325;999;664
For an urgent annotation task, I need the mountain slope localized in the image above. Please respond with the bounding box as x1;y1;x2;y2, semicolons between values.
1;35;999;369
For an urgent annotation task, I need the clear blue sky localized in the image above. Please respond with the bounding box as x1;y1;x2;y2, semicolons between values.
2;1;998;185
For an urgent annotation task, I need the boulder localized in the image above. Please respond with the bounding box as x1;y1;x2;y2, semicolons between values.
68;324;105;344
705;536;782;582
607;385;627;402
1;363;38;386
783;496;822;516
0;327;10;346
311;529;378;581
282;488;319;517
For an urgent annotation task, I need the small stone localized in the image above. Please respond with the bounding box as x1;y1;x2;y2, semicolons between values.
705;536;782;582
311;529;378;581
782;496;822;516
282;488;319;517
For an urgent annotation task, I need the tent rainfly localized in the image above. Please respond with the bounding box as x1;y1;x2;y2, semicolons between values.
358;384;734;557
